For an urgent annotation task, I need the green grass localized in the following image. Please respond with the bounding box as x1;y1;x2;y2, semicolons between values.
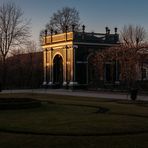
0;93;148;147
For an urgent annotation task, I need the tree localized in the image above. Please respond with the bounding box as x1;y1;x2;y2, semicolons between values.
118;25;148;87
120;24;146;47
91;25;148;90
85;25;148;90
0;2;30;87
46;7;80;33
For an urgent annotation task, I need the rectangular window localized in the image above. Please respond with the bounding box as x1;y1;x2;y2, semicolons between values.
142;68;147;80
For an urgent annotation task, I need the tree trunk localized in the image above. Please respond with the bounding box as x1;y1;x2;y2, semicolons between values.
2;56;7;89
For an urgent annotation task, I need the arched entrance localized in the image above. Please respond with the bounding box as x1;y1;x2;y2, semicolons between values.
53;54;63;87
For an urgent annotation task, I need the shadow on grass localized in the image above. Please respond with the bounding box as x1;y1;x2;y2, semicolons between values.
0;98;41;110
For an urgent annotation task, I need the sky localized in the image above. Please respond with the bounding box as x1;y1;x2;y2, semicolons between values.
0;0;148;47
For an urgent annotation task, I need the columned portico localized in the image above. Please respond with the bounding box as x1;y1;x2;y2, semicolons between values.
42;28;119;89
42;32;78;88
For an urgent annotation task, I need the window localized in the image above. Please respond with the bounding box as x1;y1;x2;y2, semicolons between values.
142;67;148;80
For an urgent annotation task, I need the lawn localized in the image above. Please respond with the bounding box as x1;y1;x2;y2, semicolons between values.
0;93;148;148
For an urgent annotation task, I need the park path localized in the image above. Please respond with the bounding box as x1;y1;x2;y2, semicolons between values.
1;89;148;101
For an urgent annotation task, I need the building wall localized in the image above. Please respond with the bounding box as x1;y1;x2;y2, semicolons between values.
43;42;75;87
42;31;120;88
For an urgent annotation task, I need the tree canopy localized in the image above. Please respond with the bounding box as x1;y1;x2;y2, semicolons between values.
120;24;146;47
0;2;30;87
41;6;80;37
93;24;148;89
0;2;30;61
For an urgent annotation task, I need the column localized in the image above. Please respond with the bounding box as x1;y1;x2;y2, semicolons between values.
63;46;67;86
48;48;53;85
69;45;78;86
43;48;47;85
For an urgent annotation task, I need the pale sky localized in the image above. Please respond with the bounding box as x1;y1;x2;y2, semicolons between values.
0;0;148;46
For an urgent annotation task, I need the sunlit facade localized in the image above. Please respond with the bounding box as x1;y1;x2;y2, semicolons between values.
41;28;119;89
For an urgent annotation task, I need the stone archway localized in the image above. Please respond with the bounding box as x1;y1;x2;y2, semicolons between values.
53;54;63;86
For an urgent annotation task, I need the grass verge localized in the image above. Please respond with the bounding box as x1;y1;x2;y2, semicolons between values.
0;93;147;147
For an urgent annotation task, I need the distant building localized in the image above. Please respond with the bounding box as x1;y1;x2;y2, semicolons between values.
41;26;119;89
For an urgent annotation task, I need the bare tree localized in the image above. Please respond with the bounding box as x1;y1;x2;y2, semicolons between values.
120;24;146;47
25;41;37;53
46;7;80;33
92;25;148;90
0;2;30;87
120;25;148;86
